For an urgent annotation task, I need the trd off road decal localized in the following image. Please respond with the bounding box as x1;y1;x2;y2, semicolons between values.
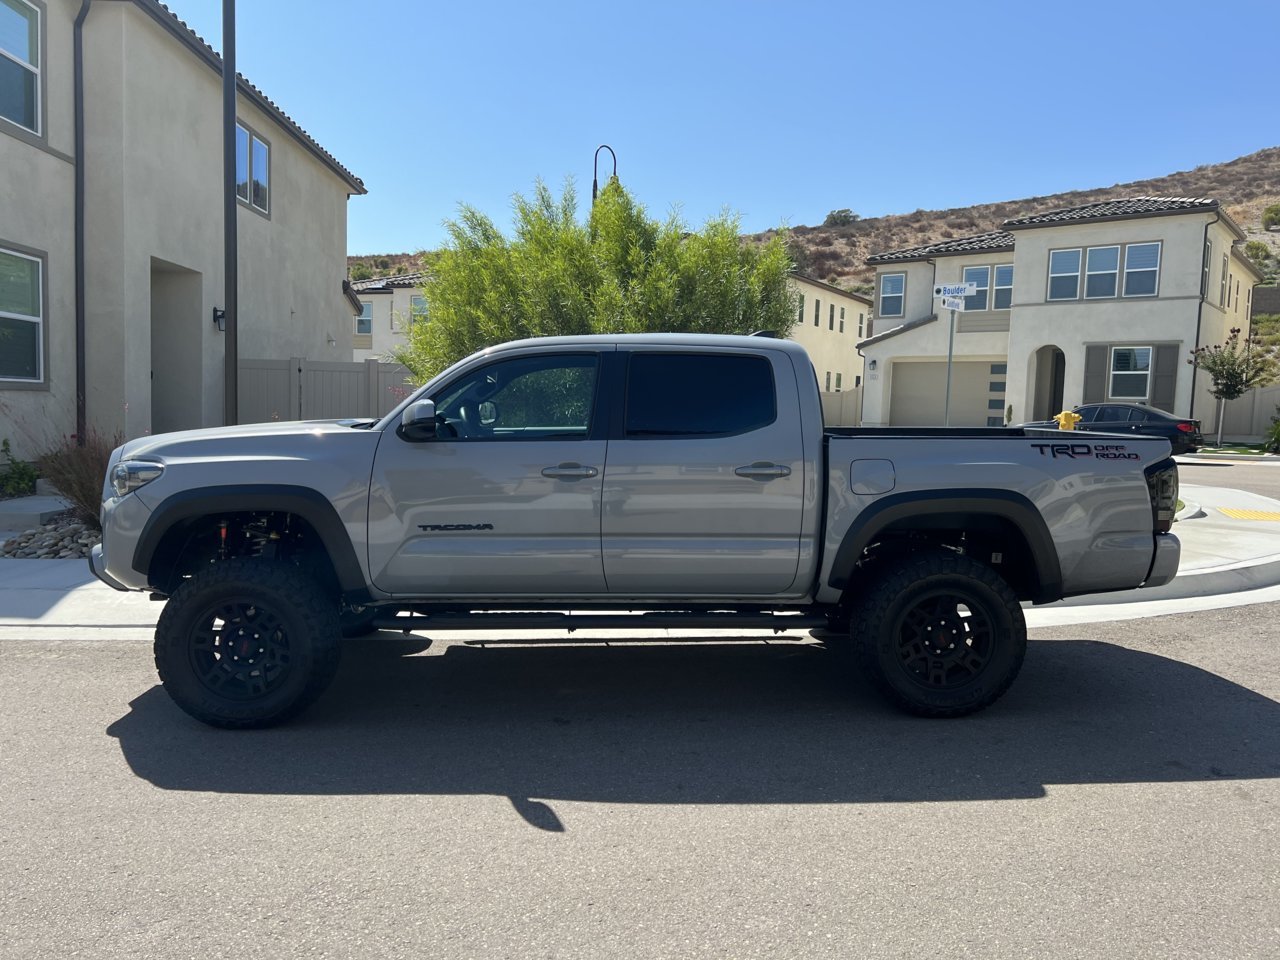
1030;443;1140;460
417;523;496;532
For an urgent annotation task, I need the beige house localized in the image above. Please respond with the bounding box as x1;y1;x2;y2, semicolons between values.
788;275;871;425
859;197;1261;432
0;0;365;458
350;272;427;362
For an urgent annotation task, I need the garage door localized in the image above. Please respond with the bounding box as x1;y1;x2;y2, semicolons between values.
889;361;1000;427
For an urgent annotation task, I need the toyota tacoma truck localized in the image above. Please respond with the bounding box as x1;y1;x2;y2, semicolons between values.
91;334;1180;728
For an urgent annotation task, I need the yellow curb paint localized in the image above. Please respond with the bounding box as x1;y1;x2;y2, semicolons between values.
1218;508;1280;521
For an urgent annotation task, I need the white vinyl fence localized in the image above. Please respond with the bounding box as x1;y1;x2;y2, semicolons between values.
239;358;416;424
1220;382;1280;442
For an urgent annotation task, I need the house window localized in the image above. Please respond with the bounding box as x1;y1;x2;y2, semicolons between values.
236;122;270;214
986;416;1003;427
993;264;1013;310
963;266;990;311
987;399;1004;410
1202;239;1211;298
839;306;845;333
835;373;842;392
1048;249;1081;300
1110;346;1151;399
990;363;1007;375
813;298;820;326
858;312;865;337
827;303;833;330
409;295;428;327
825;371;831;391
1122;242;1160;297
1247;287;1253;316
1085;245;1120;298
879;274;904;318
1227;273;1233;309
1220;253;1228;306
355;301;372;335
0;245;42;381
0;0;39;135
797;293;804;323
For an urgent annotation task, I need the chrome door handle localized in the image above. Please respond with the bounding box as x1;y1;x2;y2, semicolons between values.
734;462;792;480
541;462;599;480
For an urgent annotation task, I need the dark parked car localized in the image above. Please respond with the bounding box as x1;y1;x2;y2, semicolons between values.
1021;403;1202;455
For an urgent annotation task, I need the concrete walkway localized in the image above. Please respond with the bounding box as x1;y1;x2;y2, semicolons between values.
3;481;1280;631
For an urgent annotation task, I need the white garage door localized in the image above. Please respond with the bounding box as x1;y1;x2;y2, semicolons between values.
889;361;1001;427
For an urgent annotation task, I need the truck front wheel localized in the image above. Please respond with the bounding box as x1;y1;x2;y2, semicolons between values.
153;558;342;729
850;553;1026;718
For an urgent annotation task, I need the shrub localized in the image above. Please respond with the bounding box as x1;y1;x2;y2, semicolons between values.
1266;408;1280;454
38;430;120;529
1264;204;1280;231
0;439;38;498
823;209;860;227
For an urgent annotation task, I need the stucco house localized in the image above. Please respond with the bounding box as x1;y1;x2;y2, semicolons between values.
859;197;1261;431
1;0;365;458
350;271;427;362
788;275;871;425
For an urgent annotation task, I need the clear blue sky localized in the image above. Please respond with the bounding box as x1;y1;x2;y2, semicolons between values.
169;0;1279;256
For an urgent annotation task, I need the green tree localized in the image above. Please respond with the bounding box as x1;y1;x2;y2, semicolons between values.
823;208;860;227
1188;327;1280;446
1264;204;1280;231
393;178;797;383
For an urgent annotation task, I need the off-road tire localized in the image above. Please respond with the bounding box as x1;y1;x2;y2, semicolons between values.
849;552;1026;718
154;558;342;729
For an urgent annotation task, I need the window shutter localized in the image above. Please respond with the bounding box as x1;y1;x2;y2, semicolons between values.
1083;345;1107;403
1150;344;1178;412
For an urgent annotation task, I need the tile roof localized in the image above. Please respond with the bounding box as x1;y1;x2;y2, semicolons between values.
856;314;938;349
349;272;428;292
136;1;366;195
1002;196;1217;229
866;231;1015;264
791;273;874;304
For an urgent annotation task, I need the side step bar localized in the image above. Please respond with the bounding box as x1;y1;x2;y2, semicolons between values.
371;611;828;633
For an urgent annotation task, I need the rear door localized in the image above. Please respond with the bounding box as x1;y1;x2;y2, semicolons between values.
600;348;806;596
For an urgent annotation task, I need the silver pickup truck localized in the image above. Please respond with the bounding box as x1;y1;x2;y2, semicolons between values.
91;334;1180;727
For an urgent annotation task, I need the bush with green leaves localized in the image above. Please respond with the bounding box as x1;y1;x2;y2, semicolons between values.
393;178;797;383
1;439;38;498
1265;409;1280;454
1264;204;1280;232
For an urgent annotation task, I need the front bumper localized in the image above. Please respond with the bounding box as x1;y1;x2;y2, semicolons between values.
88;544;129;592
1142;533;1180;589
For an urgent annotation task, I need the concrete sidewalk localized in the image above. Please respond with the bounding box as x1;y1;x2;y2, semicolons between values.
3;481;1280;630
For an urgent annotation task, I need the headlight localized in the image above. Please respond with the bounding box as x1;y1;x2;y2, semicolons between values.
111;461;164;498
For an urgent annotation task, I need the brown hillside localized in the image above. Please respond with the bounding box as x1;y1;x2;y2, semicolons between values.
753;146;1280;291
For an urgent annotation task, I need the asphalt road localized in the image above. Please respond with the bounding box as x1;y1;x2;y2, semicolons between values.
3;604;1278;959
1178;458;1280;499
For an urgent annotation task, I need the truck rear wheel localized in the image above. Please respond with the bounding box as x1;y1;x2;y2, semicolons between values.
850;552;1026;718
154;558;341;729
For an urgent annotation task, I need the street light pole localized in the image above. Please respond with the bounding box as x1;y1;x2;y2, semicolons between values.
592;144;616;203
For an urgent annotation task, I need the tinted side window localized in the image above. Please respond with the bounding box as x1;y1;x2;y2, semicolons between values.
1075;407;1099;423
1097;406;1131;422
625;353;776;438
431;353;598;440
1126;408;1150;422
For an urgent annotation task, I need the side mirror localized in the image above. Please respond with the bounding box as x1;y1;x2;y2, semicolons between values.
398;399;438;442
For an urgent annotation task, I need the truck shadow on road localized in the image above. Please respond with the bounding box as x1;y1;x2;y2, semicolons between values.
107;636;1280;829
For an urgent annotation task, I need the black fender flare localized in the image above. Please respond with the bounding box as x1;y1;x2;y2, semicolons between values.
134;485;367;596
827;489;1063;603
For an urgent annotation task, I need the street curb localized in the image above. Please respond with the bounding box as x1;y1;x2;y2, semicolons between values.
1174;500;1205;522
1181;453;1280;462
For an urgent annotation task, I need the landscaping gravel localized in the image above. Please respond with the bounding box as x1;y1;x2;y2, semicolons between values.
0;514;99;559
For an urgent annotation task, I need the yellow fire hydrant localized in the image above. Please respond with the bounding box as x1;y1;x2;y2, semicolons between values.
1053;409;1083;431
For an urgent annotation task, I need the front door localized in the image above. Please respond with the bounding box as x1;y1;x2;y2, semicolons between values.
601;349;806;597
368;350;609;597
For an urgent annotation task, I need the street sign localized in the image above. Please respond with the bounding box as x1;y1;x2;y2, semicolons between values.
941;296;966;311
934;283;976;298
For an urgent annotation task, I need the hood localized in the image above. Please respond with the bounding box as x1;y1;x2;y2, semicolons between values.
118;419;377;463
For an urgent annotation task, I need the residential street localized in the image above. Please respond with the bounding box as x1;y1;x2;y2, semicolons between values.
1178;458;1280;499
2;598;1279;959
